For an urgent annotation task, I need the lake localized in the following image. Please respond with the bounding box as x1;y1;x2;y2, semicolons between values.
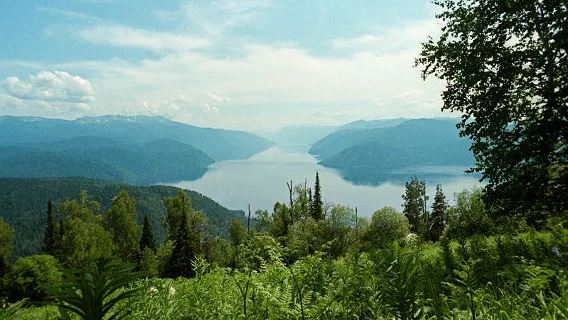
164;145;482;216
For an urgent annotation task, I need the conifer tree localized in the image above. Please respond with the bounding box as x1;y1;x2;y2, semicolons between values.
429;184;447;242
168;212;195;277
311;172;324;220
42;201;58;256
139;215;156;252
402;176;428;234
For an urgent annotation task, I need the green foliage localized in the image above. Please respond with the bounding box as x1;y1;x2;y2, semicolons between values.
417;0;568;216
138;247;158;278
429;184;447;242
0;177;245;258
42;201;58;256
402;177;428;235
106;191;140;262
445;188;492;239
229;219;247;247
365;207;410;249
2;255;62;302
0;218;14;276
139;215;156;253
50;258;141;320
58;191;115;268
237;234;283;270
311;172;323;221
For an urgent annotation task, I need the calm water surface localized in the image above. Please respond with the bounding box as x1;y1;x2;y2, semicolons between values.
164;145;482;216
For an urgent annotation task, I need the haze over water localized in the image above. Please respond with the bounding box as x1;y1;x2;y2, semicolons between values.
165;144;482;216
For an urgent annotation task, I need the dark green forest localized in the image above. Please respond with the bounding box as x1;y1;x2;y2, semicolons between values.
0;177;245;257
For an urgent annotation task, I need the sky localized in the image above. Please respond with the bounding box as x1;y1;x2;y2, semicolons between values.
0;0;446;130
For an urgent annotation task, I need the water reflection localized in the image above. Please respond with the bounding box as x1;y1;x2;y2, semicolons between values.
163;145;482;216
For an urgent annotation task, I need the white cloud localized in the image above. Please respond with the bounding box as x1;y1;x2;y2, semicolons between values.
207;92;231;103
78;24;211;51
2;71;95;103
331;20;440;54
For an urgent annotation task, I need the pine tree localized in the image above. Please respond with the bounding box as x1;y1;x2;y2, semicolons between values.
139;215;156;252
402;176;428;234
168;212;195;277
42;201;58;255
429;184;447;242
311;172;324;220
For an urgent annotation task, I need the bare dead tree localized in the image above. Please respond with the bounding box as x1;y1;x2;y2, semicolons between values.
286;180;294;224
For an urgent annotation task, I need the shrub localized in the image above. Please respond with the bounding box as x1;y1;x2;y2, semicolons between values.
364;207;410;249
2;255;62;302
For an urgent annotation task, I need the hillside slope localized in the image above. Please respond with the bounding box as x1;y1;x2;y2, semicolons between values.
0;177;245;257
0;136;214;184
0;115;272;161
311;118;474;171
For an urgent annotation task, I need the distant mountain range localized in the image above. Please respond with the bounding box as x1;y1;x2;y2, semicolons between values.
0;115;272;161
0;115;272;184
309;118;475;179
256;125;338;145
0;177;245;257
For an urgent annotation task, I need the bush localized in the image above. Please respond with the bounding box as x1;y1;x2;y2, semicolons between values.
364;207;410;249
2;255;62;302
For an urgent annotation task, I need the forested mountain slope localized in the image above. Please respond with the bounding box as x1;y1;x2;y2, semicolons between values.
310;118;474;170
0;115;272;161
0;177;245;257
0;136;214;184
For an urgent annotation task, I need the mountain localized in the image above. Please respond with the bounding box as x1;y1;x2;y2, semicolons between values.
311;118;474;174
0;177;246;258
0;115;272;161
338;118;409;131
257;125;338;145
0;136;214;184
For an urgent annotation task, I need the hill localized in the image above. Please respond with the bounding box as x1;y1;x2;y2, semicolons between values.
0;177;245;258
337;118;409;131
311;118;474;173
0;136;214;184
0;115;272;161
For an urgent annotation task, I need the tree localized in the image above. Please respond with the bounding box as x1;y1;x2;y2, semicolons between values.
429;185;447;242
229;218;247;247
139;215;156;253
0;217;15;276
270;202;291;237
402;177;428;234
58;191;114;268
164;190;193;241
445;188;493;239
105;191;140;262
364;207;410;249
3;255;62;302
311;172;324;220
168;212;194;277
417;0;568;217
164;191;206;277
43;201;58;256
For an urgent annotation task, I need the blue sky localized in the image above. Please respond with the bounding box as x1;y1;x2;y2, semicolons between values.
0;0;445;130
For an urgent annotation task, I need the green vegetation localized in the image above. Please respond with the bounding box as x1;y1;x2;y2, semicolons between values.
417;0;568;217
0;137;213;184
0;177;245;257
1;0;567;318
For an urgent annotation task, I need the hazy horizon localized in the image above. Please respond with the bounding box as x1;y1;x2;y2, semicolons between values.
1;0;446;131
